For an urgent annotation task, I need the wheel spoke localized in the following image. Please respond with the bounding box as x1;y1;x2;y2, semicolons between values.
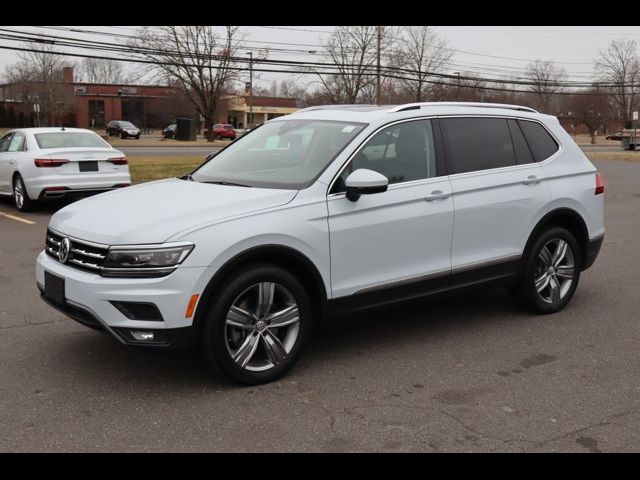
226;305;255;330
266;304;299;328
551;240;568;267
549;275;561;303
555;265;574;280
539;246;553;267
260;330;287;366
535;272;551;293
232;331;260;367
256;282;275;317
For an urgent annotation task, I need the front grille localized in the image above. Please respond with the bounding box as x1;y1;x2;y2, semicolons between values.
45;229;108;273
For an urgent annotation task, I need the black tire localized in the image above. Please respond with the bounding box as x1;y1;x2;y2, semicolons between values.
120;132;126;139
515;226;582;314
135;134;140;140
13;174;37;212
200;263;312;385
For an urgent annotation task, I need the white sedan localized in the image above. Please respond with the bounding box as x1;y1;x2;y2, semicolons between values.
0;127;131;211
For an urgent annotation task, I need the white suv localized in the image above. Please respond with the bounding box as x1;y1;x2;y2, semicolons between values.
0;127;131;211
36;103;605;385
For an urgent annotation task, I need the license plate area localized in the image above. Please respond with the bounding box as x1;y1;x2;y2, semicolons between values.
44;271;65;306
79;161;98;172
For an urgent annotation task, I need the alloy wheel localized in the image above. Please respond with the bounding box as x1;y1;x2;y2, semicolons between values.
13;178;24;210
534;238;575;304
224;282;300;372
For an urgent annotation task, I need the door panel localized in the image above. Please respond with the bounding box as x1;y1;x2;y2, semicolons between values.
328;178;454;298
449;164;550;271
0;132;15;194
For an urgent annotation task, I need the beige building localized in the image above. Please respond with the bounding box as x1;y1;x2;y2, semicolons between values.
219;95;300;129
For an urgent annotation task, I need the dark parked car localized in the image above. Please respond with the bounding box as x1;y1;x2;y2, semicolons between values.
106;120;141;139
606;132;623;141
213;124;236;140
162;123;177;139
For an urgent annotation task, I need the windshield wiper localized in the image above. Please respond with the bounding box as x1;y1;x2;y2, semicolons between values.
204;180;252;188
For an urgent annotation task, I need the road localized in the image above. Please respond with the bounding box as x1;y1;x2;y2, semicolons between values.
1;159;639;452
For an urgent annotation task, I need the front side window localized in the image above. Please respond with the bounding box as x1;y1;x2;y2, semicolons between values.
332;119;437;193
34;132;111;149
191;119;366;189
441;117;516;174
0;132;14;152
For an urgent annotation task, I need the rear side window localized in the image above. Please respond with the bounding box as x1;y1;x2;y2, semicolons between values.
518;120;559;162
507;119;534;165
441;117;516;174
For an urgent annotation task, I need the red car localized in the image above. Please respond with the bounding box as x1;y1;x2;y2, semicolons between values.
213;124;236;140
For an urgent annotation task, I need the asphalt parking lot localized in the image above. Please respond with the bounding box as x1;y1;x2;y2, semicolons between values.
1;159;639;452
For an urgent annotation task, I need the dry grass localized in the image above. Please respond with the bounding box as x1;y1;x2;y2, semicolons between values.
107;137;232;148
585;151;640;162
129;156;204;183
571;134;620;146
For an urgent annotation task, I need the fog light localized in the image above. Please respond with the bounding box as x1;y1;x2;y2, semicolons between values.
131;331;155;342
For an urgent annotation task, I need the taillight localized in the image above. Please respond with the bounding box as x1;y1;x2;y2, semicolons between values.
108;157;128;165
595;172;604;195
34;158;69;167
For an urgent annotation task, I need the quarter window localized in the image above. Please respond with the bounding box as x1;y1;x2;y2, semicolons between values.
508;119;534;165
332;119;437;193
518;120;559;162
441;117;516;174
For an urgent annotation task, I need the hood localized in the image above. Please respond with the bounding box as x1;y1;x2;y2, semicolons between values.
49;178;298;245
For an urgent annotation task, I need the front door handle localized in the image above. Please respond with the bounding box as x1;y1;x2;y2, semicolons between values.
523;175;542;185
426;190;450;202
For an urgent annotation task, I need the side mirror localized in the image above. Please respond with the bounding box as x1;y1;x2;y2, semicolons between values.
345;169;388;202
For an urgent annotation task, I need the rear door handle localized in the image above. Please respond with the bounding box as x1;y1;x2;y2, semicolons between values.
426;190;450;202
523;175;542;185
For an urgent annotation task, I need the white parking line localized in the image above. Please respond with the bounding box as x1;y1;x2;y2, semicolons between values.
0;212;36;225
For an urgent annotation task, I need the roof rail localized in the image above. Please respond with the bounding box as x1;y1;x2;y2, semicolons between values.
291;104;381;114
387;102;538;114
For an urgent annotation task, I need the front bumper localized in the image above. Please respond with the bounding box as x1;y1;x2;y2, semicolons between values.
36;251;217;348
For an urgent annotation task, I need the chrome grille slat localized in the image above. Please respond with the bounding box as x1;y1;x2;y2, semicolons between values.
71;248;106;259
45;229;108;273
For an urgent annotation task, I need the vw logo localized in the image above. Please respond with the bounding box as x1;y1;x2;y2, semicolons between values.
58;237;71;264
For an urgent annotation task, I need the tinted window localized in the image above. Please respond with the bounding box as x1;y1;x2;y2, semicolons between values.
332;119;437;193
441;117;516;174
508;119;534;164
518;120;559;162
0;132;13;152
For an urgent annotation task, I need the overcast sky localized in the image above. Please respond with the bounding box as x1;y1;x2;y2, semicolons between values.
1;26;638;88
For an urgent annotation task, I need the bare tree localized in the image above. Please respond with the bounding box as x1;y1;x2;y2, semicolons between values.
80;58;127;84
131;26;243;141
314;26;394;104
596;39;640;128
566;89;610;143
390;26;453;102
525;60;567;113
4;41;75;126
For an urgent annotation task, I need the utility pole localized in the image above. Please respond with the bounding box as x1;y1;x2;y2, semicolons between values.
376;26;381;106
247;51;253;129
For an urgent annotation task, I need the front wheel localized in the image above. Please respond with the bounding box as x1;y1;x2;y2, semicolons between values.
200;264;312;385
13;175;37;212
515;227;581;314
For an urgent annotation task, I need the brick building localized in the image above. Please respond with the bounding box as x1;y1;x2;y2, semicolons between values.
1;67;301;131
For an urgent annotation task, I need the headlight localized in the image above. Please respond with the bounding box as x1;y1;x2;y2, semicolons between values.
101;243;194;278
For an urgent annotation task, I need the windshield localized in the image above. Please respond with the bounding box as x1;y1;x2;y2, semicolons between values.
34;132;111;149
120;122;136;128
191;119;366;189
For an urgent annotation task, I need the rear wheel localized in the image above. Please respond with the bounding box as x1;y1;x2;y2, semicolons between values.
13;175;37;212
120;132;126;139
200;264;312;385
515;227;581;314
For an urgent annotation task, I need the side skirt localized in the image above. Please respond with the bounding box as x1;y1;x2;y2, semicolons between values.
327;257;521;316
